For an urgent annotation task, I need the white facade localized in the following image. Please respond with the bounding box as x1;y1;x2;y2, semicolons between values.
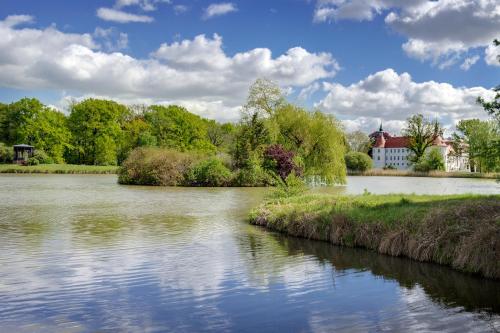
372;147;413;170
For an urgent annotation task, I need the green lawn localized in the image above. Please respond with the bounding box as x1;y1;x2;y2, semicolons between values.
0;163;118;174
250;193;500;279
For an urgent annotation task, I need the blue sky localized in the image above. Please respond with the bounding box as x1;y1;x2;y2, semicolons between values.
0;0;499;133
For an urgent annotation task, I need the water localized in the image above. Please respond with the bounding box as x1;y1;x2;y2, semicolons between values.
0;175;498;332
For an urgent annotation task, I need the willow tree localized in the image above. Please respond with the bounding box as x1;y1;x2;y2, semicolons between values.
270;104;346;184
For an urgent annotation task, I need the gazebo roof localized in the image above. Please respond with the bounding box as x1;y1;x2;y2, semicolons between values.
13;144;34;148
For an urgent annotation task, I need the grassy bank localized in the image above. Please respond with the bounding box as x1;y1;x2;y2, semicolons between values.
0;164;118;174
249;193;500;279
347;169;499;179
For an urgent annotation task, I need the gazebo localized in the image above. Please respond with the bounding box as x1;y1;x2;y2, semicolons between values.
13;144;34;164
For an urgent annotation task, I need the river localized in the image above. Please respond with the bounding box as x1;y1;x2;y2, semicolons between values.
0;175;498;332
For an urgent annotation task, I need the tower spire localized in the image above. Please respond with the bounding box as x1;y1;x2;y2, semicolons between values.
379;122;383;132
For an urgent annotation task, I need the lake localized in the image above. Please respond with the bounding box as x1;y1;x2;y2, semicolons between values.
0;175;499;332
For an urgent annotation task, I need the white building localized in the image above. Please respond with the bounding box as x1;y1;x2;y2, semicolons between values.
369;125;470;172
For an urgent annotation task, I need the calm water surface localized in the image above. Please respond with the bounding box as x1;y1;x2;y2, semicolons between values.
0;175;499;332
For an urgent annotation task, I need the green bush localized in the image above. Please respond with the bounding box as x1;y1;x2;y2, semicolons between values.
414;148;445;172
185;158;233;186
0;143;13;163
118;147;196;186
27;149;54;165
345;151;373;171
383;165;396;170
233;155;276;187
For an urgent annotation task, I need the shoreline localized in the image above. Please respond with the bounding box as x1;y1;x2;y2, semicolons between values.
347;169;499;179
0;164;118;174
249;193;500;279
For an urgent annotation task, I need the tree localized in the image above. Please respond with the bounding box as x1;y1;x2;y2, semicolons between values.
119;116;156;163
270;105;347;184
244;78;285;116
263;144;302;182
346;130;371;153
144;105;215;153
1;98;71;163
414;148;445;172
477;40;499;123
67;99;130;165
345;152;372;171
402;114;442;163
453;119;499;172
206;121;235;151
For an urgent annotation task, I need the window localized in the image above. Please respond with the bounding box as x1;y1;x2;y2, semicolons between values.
377;156;380;160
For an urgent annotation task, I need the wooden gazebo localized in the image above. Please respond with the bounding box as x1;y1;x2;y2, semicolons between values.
13;144;34;164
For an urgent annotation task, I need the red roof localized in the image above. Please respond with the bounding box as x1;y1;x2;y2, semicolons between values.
384;136;409;148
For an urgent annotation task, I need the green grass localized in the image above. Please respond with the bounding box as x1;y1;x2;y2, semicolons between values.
348;169;499;179
250;193;500;279
0;163;118;174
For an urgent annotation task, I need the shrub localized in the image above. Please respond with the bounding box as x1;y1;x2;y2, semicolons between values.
118;147;196;186
234;155;276;187
263;144;302;181
345;152;373;171
414;148;445;172
269;173;307;199
0;143;13;163
383;165;396;170
27;149;54;165
185;158;233;186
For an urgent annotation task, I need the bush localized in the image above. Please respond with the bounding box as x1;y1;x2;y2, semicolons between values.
233;155;276;187
269;173;307;199
0;143;13;163
118;147;196;186
263;144;302;181
414;148;445;172
383;165;396;170
185;158;233;186
27;149;54;165
345;152;373;171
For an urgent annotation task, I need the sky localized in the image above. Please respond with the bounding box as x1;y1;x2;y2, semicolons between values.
0;0;499;134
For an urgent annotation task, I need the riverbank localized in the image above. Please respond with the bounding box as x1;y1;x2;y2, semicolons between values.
0;164;118;174
249;193;500;279
348;169;499;179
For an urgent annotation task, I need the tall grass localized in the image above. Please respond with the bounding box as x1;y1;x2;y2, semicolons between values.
249;193;500;279
348;169;499;179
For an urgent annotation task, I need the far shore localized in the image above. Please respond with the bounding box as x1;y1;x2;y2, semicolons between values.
348;169;499;179
0;163;118;174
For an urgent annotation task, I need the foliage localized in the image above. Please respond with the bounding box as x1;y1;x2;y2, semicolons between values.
185;158;233;186
268;173;307;199
414;148;445;172
27;149;54;165
206;121;236;152
119;116;156;164
233;154;276;187
118;147;196;186
270;105;346;184
453;119;500;172
0;163;117;174
345;151;373;171
263;144;302;182
403;114;442;163
244;78;285;116
67;99;129;165
346;130;371;153
0;142;13;163
231;112;270;169
0;98;71;163
383;165;396;170
144;105;215;153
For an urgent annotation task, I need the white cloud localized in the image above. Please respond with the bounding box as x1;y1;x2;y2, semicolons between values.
485;42;500;66
0;16;338;121
297;82;321;101
316;68;496;133
173;4;189;15
203;3;237;19
314;0;500;69
96;7;154;23
460;55;479;71
94;27;128;51
115;0;171;11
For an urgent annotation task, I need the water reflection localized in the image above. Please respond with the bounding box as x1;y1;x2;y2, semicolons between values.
0;174;498;332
